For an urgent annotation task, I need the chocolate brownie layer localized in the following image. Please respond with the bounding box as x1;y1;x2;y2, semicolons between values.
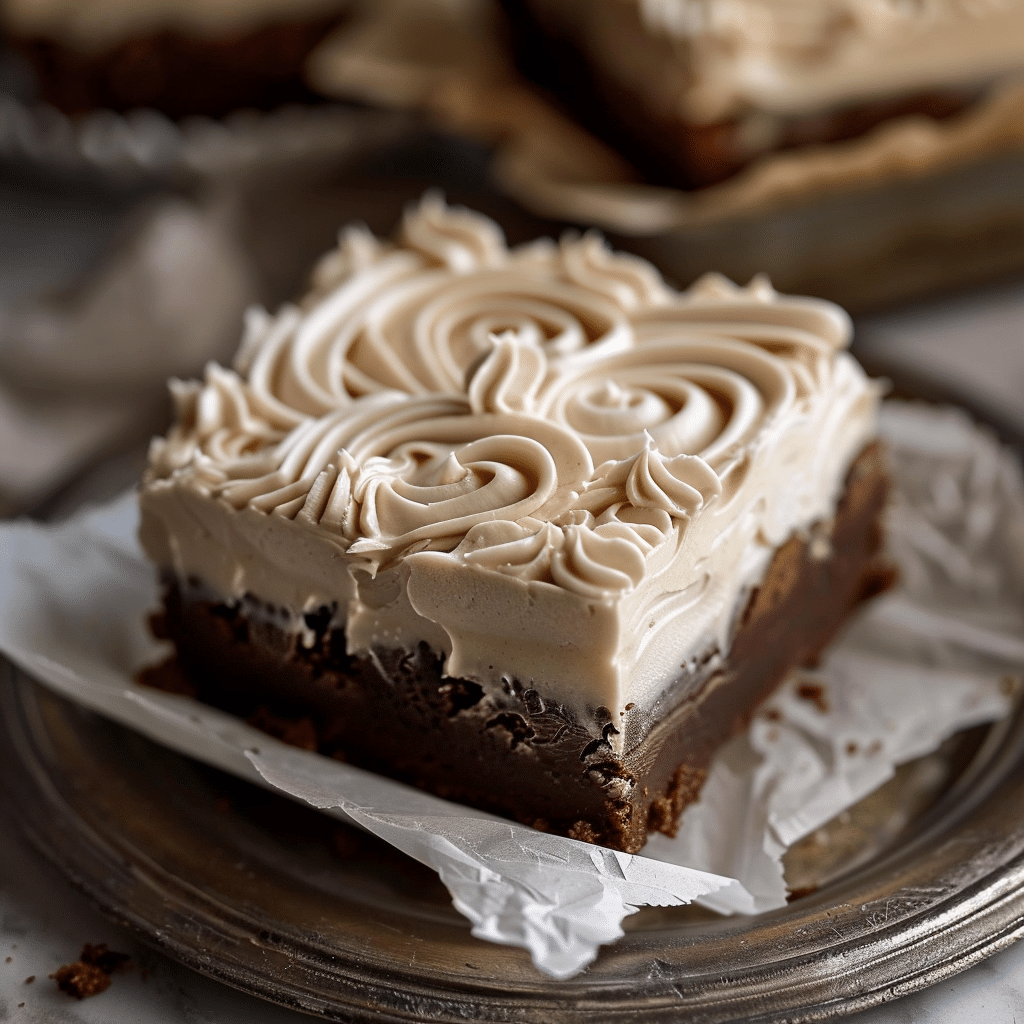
146;443;892;853
9;12;345;119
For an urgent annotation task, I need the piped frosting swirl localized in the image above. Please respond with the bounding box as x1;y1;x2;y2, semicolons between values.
141;195;879;715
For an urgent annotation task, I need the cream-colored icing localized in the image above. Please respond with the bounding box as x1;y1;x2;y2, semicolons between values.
139;195;879;735
2;0;349;50
530;0;1024;122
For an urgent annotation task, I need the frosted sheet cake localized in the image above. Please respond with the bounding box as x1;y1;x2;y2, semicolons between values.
500;0;1024;189
139;196;892;853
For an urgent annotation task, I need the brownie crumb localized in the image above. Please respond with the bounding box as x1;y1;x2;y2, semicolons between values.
4;956;11;963
25;975;35;983
763;708;782;722
81;944;131;974
796;682;829;714
51;943;130;1000
51;963;110;999
858;563;900;602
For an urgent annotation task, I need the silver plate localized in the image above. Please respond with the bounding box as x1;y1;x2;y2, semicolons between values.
2;641;1024;1023
4;374;1024;1022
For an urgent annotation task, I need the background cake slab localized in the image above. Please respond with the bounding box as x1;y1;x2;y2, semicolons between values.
7;0;1024;316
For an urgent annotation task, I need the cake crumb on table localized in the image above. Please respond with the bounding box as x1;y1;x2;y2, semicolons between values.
51;943;131;1000
51;962;110;999
796;682;829;714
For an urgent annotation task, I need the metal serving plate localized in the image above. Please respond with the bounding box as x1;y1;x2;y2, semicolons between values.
3;372;1024;1022
2;662;1023;1023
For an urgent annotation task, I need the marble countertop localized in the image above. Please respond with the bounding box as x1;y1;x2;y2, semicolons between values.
2;163;1024;1022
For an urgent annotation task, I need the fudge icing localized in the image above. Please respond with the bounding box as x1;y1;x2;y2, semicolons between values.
1;0;348;50
528;0;1024;122
140;195;878;723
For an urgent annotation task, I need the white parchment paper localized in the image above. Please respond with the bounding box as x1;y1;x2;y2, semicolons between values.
0;402;1021;977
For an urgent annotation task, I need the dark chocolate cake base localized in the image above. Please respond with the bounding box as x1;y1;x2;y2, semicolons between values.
144;444;893;854
8;11;346;119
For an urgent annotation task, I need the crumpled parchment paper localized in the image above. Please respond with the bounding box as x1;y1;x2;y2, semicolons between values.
0;401;1020;977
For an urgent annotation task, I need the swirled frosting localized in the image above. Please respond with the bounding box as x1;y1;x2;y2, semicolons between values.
522;0;1024;122
140;194;879;725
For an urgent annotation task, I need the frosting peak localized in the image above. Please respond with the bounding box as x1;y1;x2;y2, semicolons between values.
400;191;508;273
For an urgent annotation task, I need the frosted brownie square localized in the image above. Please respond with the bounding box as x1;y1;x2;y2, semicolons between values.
140;196;891;852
